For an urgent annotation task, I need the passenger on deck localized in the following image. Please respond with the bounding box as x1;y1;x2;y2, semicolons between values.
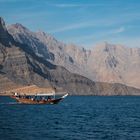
42;97;46;101
47;96;51;101
31;97;34;101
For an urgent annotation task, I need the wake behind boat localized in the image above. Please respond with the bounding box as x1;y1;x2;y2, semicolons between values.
11;92;68;105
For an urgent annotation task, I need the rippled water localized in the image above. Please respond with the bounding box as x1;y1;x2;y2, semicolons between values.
0;96;140;140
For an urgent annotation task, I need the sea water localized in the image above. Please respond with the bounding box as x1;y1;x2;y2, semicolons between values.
0;96;140;140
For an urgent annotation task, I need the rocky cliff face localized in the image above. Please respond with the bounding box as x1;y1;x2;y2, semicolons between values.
7;25;87;78
8;24;140;89
0;17;140;95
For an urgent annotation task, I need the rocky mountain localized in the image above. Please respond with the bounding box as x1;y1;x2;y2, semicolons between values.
7;24;89;79
8;23;140;89
89;42;140;88
0;17;140;95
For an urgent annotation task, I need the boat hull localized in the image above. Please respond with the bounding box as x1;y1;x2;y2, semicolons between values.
11;96;64;105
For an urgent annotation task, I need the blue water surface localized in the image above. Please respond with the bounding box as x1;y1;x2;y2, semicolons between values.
0;96;140;140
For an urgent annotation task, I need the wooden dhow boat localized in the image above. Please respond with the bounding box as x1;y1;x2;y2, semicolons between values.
11;92;68;105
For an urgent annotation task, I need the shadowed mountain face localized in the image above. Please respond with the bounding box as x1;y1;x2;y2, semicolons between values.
0;17;140;95
8;23;140;89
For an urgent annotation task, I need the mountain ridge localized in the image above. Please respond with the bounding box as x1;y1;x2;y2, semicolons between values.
0;17;140;95
7;22;140;89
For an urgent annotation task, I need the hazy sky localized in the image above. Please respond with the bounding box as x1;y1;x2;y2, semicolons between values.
0;0;140;48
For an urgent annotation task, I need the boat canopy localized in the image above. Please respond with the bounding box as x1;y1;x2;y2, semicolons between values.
36;93;55;96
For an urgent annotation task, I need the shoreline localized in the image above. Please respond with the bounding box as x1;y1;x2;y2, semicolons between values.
0;94;140;96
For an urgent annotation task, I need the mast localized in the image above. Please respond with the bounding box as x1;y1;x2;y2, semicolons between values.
53;90;55;99
53;87;56;99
